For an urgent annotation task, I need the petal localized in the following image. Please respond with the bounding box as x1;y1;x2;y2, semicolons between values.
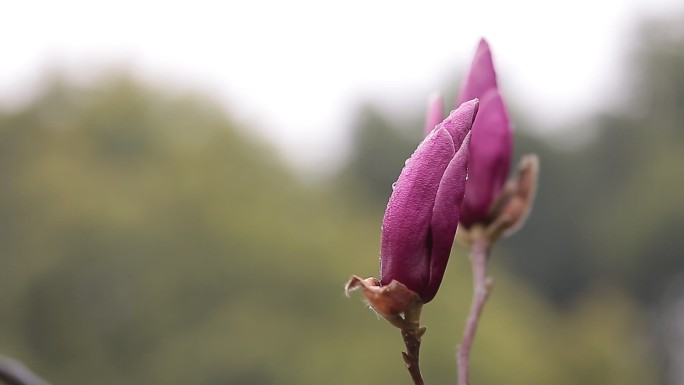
460;89;513;227
423;132;471;302
380;127;456;295
424;92;444;136
457;38;498;106
438;99;479;149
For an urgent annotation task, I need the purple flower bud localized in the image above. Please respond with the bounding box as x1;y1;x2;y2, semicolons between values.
457;39;499;104
456;39;513;228
380;100;478;303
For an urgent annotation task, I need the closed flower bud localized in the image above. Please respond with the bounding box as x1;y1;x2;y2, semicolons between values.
456;39;513;230
346;100;478;317
422;39;539;244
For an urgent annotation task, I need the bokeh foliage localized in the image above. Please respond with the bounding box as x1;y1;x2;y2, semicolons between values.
1;10;683;385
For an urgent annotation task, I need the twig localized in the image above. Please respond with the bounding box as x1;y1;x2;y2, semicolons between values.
0;355;52;385
456;236;493;385
401;326;426;385
398;303;426;385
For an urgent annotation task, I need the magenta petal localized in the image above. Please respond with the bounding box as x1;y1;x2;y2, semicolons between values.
457;38;498;106
424;93;444;136
423;132;471;302
380;128;456;296
460;89;513;227
437;99;479;149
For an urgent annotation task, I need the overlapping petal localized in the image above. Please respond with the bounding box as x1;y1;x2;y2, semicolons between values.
457;39;498;105
426;132;470;301
381;100;477;302
459;90;512;227
456;39;513;228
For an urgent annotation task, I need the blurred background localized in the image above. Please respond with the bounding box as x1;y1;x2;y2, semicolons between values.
1;1;684;384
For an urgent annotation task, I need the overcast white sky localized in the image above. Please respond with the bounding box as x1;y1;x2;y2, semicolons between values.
0;0;682;172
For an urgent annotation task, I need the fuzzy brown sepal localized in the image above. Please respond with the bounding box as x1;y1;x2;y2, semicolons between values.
458;154;539;245
345;275;423;329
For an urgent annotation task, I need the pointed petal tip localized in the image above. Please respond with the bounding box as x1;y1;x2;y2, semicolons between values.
475;38;492;58
457;98;480;125
457;39;498;105
435;99;478;147
459;98;480;110
477;38;491;52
